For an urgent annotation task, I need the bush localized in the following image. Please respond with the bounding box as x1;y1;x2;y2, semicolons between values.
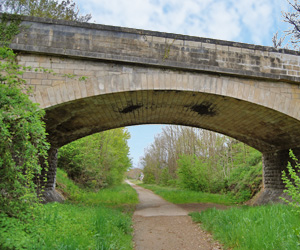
177;155;210;192
0;47;49;219
226;163;262;202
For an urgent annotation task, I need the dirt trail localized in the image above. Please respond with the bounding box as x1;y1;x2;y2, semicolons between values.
126;181;225;250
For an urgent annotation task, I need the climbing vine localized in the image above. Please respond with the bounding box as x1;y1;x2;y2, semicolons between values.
0;13;23;46
163;36;178;61
0;14;49;220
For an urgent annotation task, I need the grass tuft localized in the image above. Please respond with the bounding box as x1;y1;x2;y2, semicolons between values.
190;204;300;250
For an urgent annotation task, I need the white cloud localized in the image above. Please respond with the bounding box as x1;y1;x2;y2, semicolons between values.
79;0;290;45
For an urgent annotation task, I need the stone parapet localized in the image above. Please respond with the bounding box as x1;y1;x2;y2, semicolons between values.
7;14;300;84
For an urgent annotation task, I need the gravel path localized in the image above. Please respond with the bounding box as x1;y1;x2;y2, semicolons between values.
126;181;225;250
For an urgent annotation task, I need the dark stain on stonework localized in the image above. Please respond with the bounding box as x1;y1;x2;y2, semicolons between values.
120;105;142;114
191;102;217;116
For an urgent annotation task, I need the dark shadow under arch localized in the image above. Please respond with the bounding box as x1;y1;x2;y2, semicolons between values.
45;89;300;153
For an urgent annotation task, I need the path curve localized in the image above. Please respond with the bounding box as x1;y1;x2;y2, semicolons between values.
126;181;223;250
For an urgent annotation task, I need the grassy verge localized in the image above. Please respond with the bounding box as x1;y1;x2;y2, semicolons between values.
127;179;143;185
190;204;300;250
56;169;138;209
0;168;138;250
139;184;235;205
31;202;134;249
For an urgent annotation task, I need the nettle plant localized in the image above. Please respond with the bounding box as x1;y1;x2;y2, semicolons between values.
281;150;300;213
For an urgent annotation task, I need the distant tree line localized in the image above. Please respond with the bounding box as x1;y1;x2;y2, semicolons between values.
141;125;262;201
0;0;91;22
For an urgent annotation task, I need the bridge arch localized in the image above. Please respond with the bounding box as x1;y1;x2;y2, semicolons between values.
9;15;300;203
24;55;300;204
34;57;300;153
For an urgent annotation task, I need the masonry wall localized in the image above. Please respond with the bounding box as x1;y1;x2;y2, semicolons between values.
9;15;300;85
37;147;58;191
15;53;300;154
263;148;300;189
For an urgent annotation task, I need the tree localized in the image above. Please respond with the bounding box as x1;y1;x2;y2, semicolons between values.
0;0;92;22
273;0;300;49
58;128;132;189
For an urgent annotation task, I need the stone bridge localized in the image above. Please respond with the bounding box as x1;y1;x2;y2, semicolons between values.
9;15;300;203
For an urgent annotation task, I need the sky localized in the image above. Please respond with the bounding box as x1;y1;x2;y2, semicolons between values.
76;0;291;168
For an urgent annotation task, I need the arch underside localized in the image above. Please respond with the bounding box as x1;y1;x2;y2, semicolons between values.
44;90;300;152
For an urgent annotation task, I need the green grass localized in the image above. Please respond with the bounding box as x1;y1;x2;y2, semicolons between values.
127;179;143;185
56;168;139;208
31;203;134;249
139;184;235;205
190;204;300;250
0;168;139;250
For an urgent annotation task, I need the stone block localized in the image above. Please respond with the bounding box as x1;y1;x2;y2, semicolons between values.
53;85;62;104
202;43;215;50
47;87;57;106
152;36;165;44
164;73;172;90
31;79;42;85
42;80;52;86
59;83;70;102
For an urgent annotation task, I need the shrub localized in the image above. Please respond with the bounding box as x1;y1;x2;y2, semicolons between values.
0;47;49;219
177;154;210;192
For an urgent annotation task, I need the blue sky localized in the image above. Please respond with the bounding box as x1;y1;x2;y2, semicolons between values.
76;0;291;168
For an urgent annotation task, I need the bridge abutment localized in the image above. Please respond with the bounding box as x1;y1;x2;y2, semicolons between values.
39;147;64;203
253;148;300;205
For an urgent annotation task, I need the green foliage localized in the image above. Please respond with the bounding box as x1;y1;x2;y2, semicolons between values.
190;204;300;250
1;168;138;249
227;164;262;202
281;149;300;212
0;46;49;218
1;203;134;250
175;143;262;201
226;149;262;202
56;168;139;207
94;206;133;250
140;184;235;205
177;154;210;192
32;202;133;250
141;125;263;202
142;165;156;184
1;0;92;22
58;128;132;189
0;13;23;46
